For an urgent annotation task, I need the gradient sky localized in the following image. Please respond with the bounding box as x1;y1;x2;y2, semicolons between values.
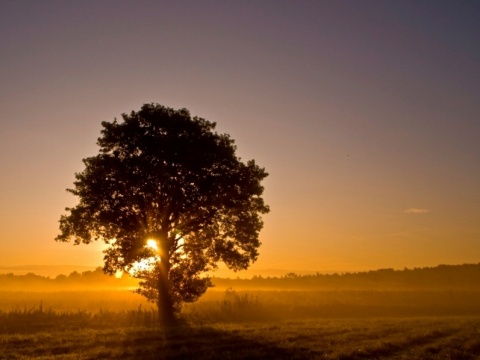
1;1;479;277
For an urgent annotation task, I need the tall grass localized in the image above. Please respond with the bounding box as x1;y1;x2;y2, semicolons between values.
184;288;480;323
185;288;272;322
2;289;480;359
0;303;157;333
0;290;150;312
2;288;480;333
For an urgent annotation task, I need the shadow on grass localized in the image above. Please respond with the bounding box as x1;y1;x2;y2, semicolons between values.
119;322;314;360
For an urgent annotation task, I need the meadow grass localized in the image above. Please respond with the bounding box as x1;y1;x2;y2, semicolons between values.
1;317;480;359
1;289;480;359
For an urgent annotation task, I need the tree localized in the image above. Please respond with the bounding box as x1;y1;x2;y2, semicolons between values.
56;103;269;325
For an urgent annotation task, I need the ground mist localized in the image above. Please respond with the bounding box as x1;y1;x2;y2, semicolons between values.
2;264;480;358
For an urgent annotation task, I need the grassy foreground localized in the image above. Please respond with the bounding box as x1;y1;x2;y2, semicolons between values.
1;317;480;359
2;289;480;359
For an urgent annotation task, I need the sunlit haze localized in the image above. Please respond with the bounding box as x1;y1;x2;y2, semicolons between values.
0;1;479;278
146;240;159;252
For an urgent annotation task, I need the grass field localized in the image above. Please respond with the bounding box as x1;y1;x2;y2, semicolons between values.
1;289;480;359
2;317;480;359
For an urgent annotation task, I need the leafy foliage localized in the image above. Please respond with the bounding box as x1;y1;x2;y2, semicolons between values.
56;104;269;319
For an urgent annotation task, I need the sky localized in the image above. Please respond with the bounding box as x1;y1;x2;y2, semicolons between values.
1;0;479;277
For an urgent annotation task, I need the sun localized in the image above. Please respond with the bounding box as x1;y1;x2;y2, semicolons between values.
127;239;161;276
146;239;158;251
126;237;186;275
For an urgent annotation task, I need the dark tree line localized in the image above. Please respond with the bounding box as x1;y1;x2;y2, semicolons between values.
212;263;480;290
3;263;480;291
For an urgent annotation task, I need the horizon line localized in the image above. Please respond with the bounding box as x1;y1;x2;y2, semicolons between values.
1;262;479;278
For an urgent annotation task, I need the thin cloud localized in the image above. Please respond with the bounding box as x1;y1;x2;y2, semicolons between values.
404;208;430;214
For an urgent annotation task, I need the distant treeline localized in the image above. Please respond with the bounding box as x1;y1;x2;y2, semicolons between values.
212;263;480;290
0;268;138;291
1;263;480;291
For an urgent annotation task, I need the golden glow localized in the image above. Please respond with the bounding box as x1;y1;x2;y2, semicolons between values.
177;237;184;247
146;239;158;251
129;257;158;275
127;239;161;276
1;3;479;278
176;237;187;260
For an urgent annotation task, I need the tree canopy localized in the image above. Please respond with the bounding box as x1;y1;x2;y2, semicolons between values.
56;103;269;324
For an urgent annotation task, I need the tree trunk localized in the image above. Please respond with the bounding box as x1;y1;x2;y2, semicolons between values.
157;238;175;327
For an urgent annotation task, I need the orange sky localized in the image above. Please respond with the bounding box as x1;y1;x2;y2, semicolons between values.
0;1;479;277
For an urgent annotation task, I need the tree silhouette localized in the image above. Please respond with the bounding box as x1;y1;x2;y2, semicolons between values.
56;104;269;325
